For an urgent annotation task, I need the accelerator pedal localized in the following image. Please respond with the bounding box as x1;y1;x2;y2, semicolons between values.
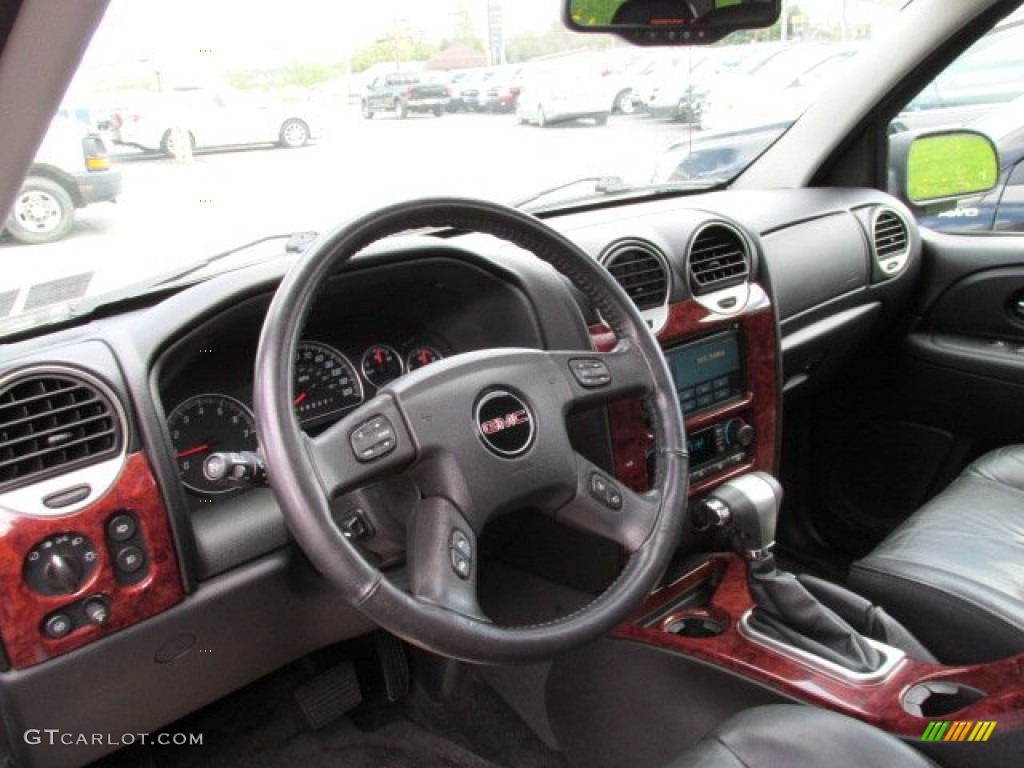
375;631;411;703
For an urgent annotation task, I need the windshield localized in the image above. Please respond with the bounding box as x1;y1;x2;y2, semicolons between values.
0;0;954;332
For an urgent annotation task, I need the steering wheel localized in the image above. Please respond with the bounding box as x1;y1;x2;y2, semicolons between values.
253;198;688;663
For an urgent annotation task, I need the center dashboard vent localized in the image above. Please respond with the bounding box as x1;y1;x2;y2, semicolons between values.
871;207;910;278
0;371;123;491
601;240;669;311
687;223;750;295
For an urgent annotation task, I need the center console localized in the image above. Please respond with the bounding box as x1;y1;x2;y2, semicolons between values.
616;554;1024;739
587;286;1022;766
590;283;778;497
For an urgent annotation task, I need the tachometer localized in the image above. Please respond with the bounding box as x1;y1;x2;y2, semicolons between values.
167;394;258;495
361;344;404;388
294;341;363;427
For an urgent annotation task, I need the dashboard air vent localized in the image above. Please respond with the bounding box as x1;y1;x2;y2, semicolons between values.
601;240;669;311
872;208;910;278
688;223;750;295
0;372;122;490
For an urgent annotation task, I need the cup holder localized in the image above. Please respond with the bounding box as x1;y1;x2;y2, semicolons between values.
903;682;987;718
665;616;726;637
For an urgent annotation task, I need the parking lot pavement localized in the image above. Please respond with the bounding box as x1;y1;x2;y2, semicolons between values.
1;110;690;312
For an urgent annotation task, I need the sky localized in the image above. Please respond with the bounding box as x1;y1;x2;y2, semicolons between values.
74;0;907;88
81;0;565;70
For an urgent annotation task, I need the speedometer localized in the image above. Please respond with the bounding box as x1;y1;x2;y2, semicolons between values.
293;341;363;427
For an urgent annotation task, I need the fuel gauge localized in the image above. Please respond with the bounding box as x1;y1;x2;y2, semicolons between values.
406;345;444;371
361;344;404;388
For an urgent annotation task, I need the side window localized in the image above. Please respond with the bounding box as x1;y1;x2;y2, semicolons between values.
890;18;1024;233
1008;159;1024;187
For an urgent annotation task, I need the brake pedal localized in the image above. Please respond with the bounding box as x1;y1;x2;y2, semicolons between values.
293;658;362;730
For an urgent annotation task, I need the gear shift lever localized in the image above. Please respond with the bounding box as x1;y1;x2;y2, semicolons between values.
692;472;782;560
694;472;884;674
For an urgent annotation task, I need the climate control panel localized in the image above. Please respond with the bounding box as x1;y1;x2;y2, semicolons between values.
687;417;755;482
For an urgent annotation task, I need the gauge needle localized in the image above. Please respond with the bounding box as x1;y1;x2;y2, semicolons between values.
294;392;307;406
176;444;210;459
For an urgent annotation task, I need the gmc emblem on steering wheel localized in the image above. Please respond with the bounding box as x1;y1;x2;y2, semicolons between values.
475;390;535;457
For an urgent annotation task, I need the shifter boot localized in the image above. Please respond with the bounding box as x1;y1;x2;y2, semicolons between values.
746;559;884;674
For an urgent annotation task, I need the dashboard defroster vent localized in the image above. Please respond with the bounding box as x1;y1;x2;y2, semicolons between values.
871;208;910;278
601;240;669;312
0;371;123;491
687;223;750;296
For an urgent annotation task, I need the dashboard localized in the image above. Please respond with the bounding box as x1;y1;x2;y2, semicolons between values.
0;187;921;767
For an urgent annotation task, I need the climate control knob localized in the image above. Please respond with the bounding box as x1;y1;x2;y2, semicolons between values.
725;419;755;448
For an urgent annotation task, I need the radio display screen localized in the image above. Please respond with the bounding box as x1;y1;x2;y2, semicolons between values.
686;426;718;466
665;329;745;416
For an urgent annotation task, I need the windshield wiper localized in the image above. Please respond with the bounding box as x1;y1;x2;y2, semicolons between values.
515;176;726;215
514;176;633;211
148;230;318;289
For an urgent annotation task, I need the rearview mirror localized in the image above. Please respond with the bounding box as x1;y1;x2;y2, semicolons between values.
890;130;999;206
565;0;781;45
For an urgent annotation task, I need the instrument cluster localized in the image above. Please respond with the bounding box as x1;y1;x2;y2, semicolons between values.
165;336;446;496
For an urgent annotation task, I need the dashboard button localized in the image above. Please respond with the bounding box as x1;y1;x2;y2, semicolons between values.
107;513;137;543
43;613;73;639
115;546;145;574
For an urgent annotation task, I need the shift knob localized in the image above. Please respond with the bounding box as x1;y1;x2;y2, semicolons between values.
694;472;783;559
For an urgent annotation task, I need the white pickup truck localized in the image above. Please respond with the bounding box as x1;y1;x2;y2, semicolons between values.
3;115;122;244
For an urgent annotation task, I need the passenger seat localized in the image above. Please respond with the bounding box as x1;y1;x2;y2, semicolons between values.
849;446;1024;665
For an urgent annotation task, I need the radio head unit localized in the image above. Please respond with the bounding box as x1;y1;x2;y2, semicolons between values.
664;328;745;417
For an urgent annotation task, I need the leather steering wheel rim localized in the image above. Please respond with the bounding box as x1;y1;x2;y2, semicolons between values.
254;197;688;663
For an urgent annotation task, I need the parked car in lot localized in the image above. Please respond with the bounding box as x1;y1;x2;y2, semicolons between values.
4;114;120;244
516;56;616;127
479;65;527;113
362;72;450;119
699;43;860;131
631;48;711;118
111;87;318;156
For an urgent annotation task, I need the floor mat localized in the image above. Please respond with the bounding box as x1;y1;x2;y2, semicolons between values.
91;653;566;768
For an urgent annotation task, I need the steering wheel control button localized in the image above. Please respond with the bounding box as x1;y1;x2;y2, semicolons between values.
115;545;146;574
590;472;623;510
569;358;611;388
451;529;471;557
107;513;137;542
350;415;397;461
475;390;534;457
43;613;74;639
450;530;473;579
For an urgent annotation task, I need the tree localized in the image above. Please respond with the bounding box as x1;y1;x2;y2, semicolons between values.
505;22;610;63
350;36;438;73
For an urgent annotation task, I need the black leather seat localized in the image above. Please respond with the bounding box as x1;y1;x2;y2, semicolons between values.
666;705;935;768
849;446;1024;664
